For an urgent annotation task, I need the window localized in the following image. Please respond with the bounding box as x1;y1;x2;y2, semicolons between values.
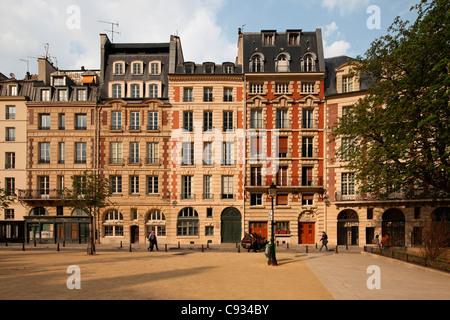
110;176;122;194
223;87;233;102
75;114;87;130
130;84;140;98
5;128;15;141
130;112;140;130
75;142;87;164
250;136;262;158
111;111;122;130
276;109;288;129
221;176;234;199
5;178;15;196
341;138;355;161
342;173;355;196
250;109;263;129
39;176;50;197
302;83;315;93
181;176;193;200
39;142;50;164
276;194;288;206
5;152;15;169
302;167;313;186
250;167;262;186
288;32;300;45
58;176;64;191
302;55;316;72
205;226;214;236
39;114;51;130
104;210;123;237
251;57;263;72
203;87;213;102
203;111;213;132
9;85;18;96
41;89;51;101
277;166;288;186
224;64;234;74
114;63;124;75
129;142;140;164
77;89;87;102
110;142;123;164
177;207;199;236
132;62;142;75
263;33;275;46
342;76;354;93
222;142;234;166
183;111;193;132
148;84;159;98
250;83;263;94
148;111;158;130
147;176;159;194
275;83;289;94
251;194;262;206
184;88;193;102
182;142;194;166
207;207;213;218
5;105;15;120
302;137;313;158
59;114;65;130
302;194;314;206
147;210;166;237
203;175;212;199
58;142;65;164
302;109;314;129
130;176;139;194
150;62;160;75
223;111;233;132
277;136;288;158
58;89;68;102
5;209;14;220
112;84;122;98
203;142;213;165
276;55;289;72
147;143;159;164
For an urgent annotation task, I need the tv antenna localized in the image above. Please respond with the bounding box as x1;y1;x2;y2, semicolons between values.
98;20;120;42
20;59;30;73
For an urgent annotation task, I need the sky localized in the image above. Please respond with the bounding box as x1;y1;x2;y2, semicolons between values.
0;0;422;78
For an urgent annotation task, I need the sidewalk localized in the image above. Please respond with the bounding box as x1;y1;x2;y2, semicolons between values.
0;243;448;300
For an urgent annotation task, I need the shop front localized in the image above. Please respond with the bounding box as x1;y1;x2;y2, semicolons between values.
24;216;90;244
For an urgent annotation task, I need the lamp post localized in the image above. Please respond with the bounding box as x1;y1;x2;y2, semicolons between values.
268;182;278;266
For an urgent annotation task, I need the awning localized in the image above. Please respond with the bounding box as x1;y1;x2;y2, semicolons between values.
82;76;95;84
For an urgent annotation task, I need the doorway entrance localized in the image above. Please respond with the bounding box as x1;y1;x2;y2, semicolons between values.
298;222;315;244
130;226;139;244
221;207;242;243
337;209;359;246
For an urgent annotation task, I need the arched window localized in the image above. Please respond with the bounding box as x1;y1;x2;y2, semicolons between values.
301;53;317;72
71;208;89;216
146;210;166;237
250;53;264;72
275;53;290;72
29;207;48;216
177;207;199;236
103;210;124;237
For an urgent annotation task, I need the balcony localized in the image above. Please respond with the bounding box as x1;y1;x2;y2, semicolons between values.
18;189;65;201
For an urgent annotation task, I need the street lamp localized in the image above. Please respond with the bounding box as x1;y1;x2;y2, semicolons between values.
268;182;278;266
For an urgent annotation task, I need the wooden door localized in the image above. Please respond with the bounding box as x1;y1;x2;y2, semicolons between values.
298;222;315;244
249;222;268;239
131;226;139;244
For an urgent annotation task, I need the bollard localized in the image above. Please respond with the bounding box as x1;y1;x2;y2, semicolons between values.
120;241;123;248
34;239;36;247
346;242;348;250
316;243;318;249
287;243;289;250
23;242;25;251
207;242;209;249
165;244;168;252
57;243;60;251
63;240;65;247
306;245;308;253
238;245;240;253
335;245;338;254
5;240;7;247
202;244;204;252
178;241;180;249
130;244;132;252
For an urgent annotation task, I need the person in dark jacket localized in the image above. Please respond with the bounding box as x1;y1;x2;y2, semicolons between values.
148;230;159;251
319;231;328;252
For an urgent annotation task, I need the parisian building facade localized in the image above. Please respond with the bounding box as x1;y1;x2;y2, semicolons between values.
0;28;448;247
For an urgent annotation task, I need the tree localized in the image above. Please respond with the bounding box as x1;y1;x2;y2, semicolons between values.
332;0;450;199
0;188;13;210
61;171;113;255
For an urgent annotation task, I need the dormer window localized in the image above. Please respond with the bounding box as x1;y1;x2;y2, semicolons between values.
250;53;264;73
149;61;161;75
204;63;215;74
262;31;276;46
276;53;290;72
114;62;125;75
53;77;66;86
58;89;68;102
132;61;143;75
223;63;234;74
301;53;317;72
184;62;195;74
8;85;18;96
342;76;354;93
288;31;300;46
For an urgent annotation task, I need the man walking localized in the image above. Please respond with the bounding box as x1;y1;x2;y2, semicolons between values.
148;230;159;251
319;231;328;252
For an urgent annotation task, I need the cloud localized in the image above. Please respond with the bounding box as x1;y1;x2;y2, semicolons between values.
324;40;351;58
0;0;235;77
324;21;339;38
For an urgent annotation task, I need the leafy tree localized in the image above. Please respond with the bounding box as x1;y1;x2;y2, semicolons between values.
332;0;450;199
0;188;13;210
61;171;113;255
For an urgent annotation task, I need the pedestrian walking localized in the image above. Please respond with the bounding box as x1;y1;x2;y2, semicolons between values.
319;231;328;252
148;230;159;251
374;234;381;251
248;233;258;253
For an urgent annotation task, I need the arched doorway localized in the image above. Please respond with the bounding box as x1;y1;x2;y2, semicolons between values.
382;208;405;246
221;207;242;243
337;209;359;245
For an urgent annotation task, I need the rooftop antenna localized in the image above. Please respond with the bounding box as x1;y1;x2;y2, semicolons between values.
20;59;30;73
44;43;50;59
98;20;120;42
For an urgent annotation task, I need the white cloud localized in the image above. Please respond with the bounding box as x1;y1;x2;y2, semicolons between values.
324;21;339;38
0;0;235;77
324;40;351;58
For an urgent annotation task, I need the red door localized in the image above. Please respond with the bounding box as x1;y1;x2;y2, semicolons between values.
249;222;268;239
298;222;315;244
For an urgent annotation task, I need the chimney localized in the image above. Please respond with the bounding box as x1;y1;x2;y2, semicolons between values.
38;58;58;85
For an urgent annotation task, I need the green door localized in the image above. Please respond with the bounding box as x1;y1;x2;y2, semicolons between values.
221;208;242;243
